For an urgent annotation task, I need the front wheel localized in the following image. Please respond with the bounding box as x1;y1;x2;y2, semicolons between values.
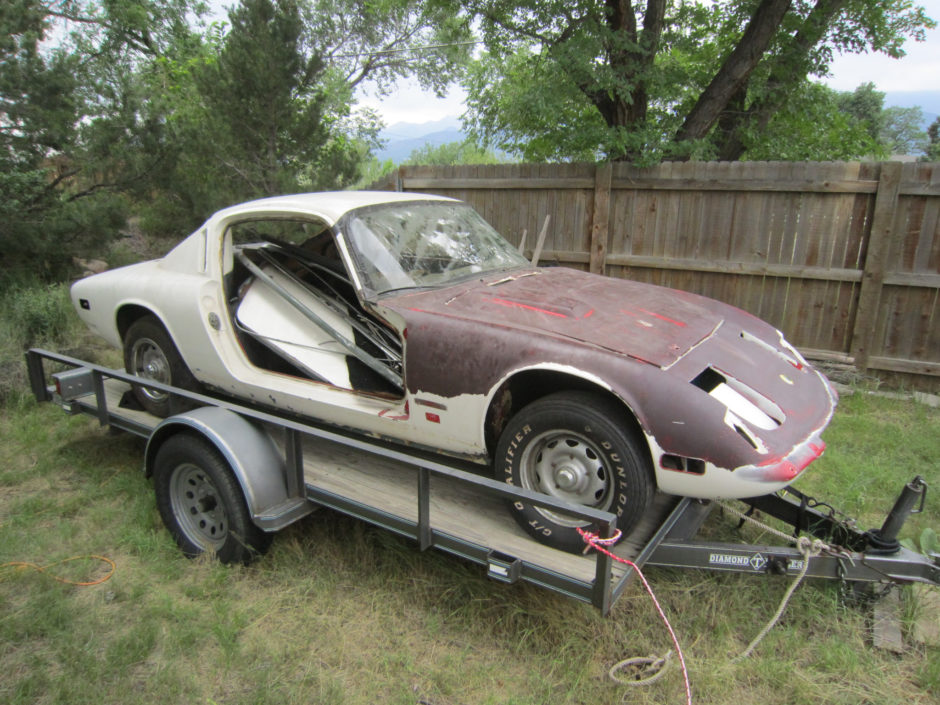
495;391;654;553
153;433;271;564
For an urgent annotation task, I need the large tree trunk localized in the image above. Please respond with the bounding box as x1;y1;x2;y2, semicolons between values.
559;0;666;160
713;0;849;161
674;0;792;146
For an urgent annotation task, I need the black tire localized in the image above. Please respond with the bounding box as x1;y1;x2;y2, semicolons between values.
153;433;271;564
123;315;201;417
495;391;654;553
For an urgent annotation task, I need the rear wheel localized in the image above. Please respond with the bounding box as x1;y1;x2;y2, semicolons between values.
153;433;271;564
495;391;654;553
123;315;200;417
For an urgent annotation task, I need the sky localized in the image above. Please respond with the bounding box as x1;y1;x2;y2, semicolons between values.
358;1;940;126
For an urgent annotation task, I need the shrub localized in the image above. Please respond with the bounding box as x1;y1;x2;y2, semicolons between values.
6;283;75;347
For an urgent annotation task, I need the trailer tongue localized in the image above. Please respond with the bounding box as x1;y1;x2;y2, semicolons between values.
27;349;939;614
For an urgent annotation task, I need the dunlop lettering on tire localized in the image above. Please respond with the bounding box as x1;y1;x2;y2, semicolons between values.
495;390;654;554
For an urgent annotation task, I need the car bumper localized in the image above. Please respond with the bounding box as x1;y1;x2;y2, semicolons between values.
652;429;828;499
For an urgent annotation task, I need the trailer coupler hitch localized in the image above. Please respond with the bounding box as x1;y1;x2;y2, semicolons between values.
865;476;927;555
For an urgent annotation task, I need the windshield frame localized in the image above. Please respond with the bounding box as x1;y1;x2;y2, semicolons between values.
335;200;530;299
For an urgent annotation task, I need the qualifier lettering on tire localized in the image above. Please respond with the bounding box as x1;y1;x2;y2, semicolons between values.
495;390;654;554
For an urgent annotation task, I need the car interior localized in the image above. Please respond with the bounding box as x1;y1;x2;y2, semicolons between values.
223;218;404;397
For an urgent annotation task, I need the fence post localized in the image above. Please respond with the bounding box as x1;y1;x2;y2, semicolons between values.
849;161;902;371
589;162;613;275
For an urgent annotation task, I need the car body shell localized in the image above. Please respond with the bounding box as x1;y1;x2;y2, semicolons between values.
71;192;837;501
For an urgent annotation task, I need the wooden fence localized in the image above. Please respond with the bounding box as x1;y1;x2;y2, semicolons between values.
375;161;940;388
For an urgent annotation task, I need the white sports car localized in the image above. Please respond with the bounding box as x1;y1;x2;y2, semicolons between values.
71;191;837;552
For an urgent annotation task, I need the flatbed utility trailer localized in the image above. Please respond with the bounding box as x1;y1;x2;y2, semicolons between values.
27;349;940;614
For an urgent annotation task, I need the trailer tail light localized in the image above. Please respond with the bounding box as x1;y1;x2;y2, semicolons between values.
52;368;94;401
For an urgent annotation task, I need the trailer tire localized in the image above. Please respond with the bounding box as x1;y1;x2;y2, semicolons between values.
124;315;201;417
496;391;654;554
153;433;271;564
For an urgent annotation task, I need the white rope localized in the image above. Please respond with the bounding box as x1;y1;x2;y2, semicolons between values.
717;501;830;661
732;536;824;661
608;652;673;686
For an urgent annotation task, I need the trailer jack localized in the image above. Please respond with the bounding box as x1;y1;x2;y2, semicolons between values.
866;476;927;554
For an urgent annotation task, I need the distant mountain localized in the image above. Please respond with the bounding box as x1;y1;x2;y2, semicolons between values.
884;91;940;114
376;118;466;163
884;91;940;128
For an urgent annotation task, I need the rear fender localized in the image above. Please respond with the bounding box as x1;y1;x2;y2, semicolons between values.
145;406;308;530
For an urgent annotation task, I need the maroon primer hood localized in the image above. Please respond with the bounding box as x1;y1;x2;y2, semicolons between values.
391;267;724;367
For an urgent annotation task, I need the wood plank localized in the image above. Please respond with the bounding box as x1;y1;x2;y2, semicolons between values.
603;254;862;282
868;356;940;376
295;434;678;583
872;588;905;653
610;175;879;194
850;162;903;370
402;177;596;190
590;163;613;274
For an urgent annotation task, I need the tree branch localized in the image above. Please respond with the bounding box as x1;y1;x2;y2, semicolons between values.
714;0;849;160
674;0;792;145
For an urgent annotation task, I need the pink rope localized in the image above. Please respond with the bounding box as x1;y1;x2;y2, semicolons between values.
579;528;693;705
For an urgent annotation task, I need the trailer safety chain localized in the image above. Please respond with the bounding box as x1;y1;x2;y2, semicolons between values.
578;528;693;705
1;555;116;587
717;501;829;661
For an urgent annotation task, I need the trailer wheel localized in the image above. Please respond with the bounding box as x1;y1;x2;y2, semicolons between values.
495;391;654;554
153;433;271;564
124;315;200;417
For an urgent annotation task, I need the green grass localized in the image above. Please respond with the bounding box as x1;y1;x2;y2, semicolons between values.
1;389;938;705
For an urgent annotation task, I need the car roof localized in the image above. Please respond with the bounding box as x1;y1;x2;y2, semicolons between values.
213;191;459;225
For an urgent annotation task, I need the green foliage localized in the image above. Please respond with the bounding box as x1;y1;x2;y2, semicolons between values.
351;157;397;189
194;0;338;197
453;0;936;163
881;105;929;155
926;117;940;161
405;139;508;165
0;0;203;283
6;285;74;348
902;527;939;556
741;82;887;161
0;280;102;403
3;0;472;276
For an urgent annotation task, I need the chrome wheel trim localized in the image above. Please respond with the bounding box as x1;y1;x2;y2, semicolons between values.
519;430;614;528
130;337;171;403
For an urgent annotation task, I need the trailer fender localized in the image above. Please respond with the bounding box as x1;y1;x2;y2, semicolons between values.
144;406;291;528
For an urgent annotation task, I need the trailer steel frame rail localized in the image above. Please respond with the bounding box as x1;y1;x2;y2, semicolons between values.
27;348;689;614
645;490;940;586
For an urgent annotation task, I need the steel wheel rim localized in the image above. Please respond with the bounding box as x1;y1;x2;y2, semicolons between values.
169;463;228;551
130;337;170;403
519;430;614;527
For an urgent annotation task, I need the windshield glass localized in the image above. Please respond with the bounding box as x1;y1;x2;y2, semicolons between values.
342;201;529;295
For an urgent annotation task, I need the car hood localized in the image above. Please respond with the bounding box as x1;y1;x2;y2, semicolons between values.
387;267;732;368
